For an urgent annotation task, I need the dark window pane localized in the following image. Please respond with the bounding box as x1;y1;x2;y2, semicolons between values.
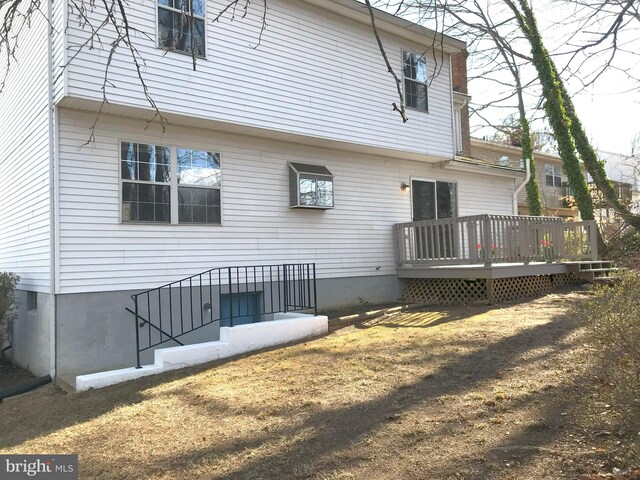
436;181;457;219
206;189;220;206
138;144;155;163
178;187;192;205
123;201;138;222
403;51;415;79
122;183;137;202
192;188;207;206
412;180;436;221
121;160;135;180
405;80;427;110
179;204;193;223
138;162;154;182
121;142;136;161
155;163;170;183
155;203;171;222
206;206;221;224
156;185;170;203
405;79;417;108
139;184;155;203
193;206;207;223
546;175;554;187
139;203;155;222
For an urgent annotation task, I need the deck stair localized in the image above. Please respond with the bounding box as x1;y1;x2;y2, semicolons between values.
566;261;620;285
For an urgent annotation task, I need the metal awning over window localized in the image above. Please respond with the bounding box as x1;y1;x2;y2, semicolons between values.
289;163;334;209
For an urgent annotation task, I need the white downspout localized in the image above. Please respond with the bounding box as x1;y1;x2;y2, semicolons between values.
513;158;531;215
47;0;57;380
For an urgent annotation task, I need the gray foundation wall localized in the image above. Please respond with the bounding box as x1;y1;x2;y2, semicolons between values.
11;290;52;377
54;274;403;377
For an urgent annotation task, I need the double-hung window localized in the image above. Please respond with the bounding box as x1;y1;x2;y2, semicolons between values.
403;51;428;111
157;0;205;57
121;142;171;223
544;164;562;187
121;142;221;225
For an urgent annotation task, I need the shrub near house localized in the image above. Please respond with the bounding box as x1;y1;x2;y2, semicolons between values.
0;272;19;363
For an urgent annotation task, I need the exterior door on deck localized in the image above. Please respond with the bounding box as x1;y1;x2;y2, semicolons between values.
411;180;458;260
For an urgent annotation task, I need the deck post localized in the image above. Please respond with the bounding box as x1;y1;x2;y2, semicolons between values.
486;278;496;304
469;220;478;263
483;215;492;267
589;221;598;260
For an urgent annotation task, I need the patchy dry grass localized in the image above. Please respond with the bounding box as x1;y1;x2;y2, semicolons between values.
0;290;622;479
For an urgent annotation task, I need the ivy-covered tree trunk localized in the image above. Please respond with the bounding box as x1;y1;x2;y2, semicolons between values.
516;89;543;216
551;65;640;230
504;0;595;222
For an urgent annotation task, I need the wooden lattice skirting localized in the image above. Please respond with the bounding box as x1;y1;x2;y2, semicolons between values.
401;273;582;305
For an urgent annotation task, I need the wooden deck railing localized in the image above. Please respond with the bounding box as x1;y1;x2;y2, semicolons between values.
394;215;598;267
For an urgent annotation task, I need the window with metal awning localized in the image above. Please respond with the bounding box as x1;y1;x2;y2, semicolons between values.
288;162;334;209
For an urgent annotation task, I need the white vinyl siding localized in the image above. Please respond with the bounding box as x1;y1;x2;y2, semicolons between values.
0;12;51;292
57;109;514;294
63;0;455;158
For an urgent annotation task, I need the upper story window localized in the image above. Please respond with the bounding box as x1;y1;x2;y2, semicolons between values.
544;164;562;187
158;0;206;57
121;142;221;225
403;51;428;111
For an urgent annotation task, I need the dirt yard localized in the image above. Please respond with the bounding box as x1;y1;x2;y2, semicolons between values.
0;289;631;479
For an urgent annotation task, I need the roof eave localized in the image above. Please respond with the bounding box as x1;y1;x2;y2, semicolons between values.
299;0;466;54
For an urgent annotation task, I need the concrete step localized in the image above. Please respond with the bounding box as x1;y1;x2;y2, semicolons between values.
55;375;77;394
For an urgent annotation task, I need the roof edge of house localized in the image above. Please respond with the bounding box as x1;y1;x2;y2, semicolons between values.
299;0;466;53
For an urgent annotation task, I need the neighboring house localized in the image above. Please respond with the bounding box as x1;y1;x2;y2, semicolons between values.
595;150;640;220
0;0;539;381
470;139;579;219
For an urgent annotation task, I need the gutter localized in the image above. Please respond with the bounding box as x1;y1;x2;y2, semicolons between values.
513;157;531;215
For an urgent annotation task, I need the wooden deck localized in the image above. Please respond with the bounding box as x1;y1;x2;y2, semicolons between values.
397;261;572;279
394;215;599;279
393;215;602;304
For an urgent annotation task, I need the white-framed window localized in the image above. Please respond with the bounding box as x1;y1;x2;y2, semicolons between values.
120;142;221;225
544;164;562;187
177;148;221;224
157;0;206;57
121;142;172;223
403;51;428;111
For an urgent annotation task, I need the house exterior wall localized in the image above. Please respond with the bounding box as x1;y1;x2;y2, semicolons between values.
0;11;52;292
54;274;402;377
61;0;455;158
57;109;516;295
470;139;578;217
12;291;52;376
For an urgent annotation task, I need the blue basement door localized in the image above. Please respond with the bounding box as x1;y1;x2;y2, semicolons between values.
220;292;261;327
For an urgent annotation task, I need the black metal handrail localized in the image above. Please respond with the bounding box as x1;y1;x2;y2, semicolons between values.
126;263;317;368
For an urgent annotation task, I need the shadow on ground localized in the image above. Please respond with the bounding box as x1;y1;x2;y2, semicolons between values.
0;293;589;479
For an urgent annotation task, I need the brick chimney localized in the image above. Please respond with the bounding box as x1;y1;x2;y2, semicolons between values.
451;49;471;157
